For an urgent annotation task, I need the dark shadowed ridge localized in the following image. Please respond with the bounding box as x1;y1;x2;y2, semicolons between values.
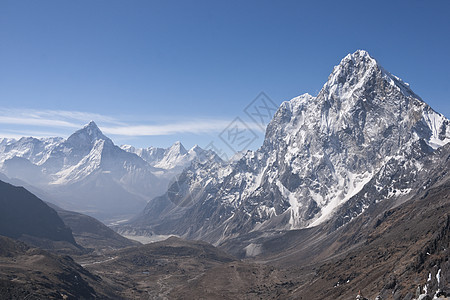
0;235;117;299
0;180;77;246
47;202;139;252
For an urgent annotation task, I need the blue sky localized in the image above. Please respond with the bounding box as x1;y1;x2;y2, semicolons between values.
1;0;449;156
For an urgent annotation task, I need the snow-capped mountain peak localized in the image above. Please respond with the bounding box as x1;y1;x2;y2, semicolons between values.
128;50;450;245
0;122;186;220
189;144;202;155
0;136;63;166
322;49;418;102
168;141;187;155
153;142;191;169
66;121;111;148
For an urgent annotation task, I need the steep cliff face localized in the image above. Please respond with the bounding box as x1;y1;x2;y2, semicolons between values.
129;50;450;244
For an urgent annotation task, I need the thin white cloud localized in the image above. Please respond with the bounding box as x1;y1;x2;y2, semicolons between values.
0;115;78;128
34;110;125;125
102;120;265;136
0;108;266;138
0;108;124;128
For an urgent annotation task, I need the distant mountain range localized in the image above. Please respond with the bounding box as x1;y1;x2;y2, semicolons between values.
1;50;449;240
1;50;448;247
0;122;219;221
0;50;449;299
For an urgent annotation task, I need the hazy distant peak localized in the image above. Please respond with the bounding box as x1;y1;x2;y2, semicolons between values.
189;144;203;153
168;141;187;155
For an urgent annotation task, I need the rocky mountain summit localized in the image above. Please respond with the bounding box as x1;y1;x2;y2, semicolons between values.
1;50;449;300
126;50;450;246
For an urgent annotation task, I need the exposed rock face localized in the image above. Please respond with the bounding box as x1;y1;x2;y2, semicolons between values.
127;50;450;245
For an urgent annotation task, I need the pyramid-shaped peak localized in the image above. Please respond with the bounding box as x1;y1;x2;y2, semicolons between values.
80;121;105;137
86;120;99;128
67;121;111;146
168;141;187;155
321;50;418;100
336;49;378;71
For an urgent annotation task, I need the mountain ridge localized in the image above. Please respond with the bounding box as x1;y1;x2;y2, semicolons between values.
0;179;78;247
0;121;216;221
124;50;450;247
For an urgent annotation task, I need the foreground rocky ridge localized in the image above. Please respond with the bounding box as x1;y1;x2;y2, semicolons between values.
0;180;77;248
0;236;115;299
0;177;138;256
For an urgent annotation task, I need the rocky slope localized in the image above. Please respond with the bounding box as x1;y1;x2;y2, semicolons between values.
0;236;118;299
126;50;450;246
48;203;139;253
0;180;77;248
1;149;448;299
241;142;450;299
0;176;137;255
81;236;300;300
86;166;450;300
